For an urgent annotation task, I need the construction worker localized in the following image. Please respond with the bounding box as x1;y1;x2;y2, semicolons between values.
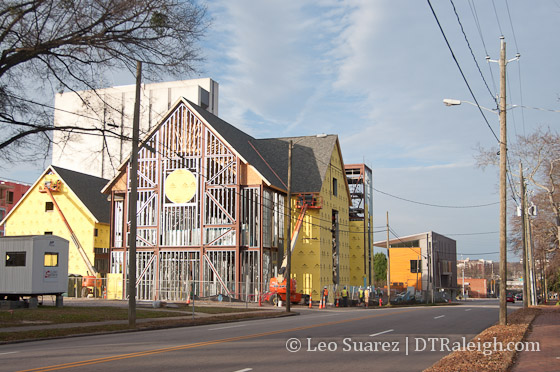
364;286;370;308
358;286;364;306
341;286;349;307
322;286;328;308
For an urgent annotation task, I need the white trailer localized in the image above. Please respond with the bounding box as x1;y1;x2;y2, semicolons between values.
0;235;69;307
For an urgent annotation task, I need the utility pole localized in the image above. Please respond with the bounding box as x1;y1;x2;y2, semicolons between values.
461;255;465;300
488;36;518;325
386;211;390;305
286;140;292;313
527;219;537;305
519;163;529;308
498;36;508;326
128;61;142;327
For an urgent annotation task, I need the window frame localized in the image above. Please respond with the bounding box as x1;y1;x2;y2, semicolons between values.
44;252;59;267
6;251;26;267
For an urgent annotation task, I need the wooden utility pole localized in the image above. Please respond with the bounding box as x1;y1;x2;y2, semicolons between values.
520;163;529;308
498;36;508;325
386;211;390;305
128;61;142;327
286;140;292;313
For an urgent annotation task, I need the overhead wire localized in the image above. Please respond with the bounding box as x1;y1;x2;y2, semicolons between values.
491;0;504;36
426;0;500;144
450;0;497;106
289;139;502;209
467;0;498;95
373;187;500;209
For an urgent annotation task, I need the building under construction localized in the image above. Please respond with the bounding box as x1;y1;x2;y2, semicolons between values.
103;98;373;301
345;164;374;286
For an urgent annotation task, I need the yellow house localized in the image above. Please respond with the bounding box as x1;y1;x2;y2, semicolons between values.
1;166;110;277
287;137;352;297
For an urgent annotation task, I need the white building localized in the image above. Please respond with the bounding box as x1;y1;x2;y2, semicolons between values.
52;78;219;179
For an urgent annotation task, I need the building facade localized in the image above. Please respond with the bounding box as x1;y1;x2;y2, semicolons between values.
375;231;458;301
0;180;30;236
103;98;356;301
52;78;219;179
1;166;110;276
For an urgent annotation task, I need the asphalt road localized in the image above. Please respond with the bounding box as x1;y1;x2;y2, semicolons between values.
1;299;520;372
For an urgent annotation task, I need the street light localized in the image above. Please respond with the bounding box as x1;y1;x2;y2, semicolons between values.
442;99;498;114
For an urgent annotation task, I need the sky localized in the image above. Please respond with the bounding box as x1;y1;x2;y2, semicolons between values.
3;1;559;261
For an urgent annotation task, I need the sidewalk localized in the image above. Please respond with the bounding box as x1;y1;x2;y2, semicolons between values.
511;305;560;372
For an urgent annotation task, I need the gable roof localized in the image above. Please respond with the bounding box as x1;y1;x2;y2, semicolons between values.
1;166;110;227
184;101;342;193
103;98;347;195
51;166;111;223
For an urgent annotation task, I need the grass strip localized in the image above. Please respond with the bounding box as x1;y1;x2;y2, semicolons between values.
0;311;290;343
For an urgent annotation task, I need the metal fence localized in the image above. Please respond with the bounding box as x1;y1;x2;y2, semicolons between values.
65;276;451;304
66;276;109;298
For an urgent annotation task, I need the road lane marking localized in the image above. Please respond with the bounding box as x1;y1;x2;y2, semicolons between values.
434;315;445;319
369;329;394;337
233;369;252;372
465;309;472;312
209;324;247;331
0;351;19;355
17;308;420;372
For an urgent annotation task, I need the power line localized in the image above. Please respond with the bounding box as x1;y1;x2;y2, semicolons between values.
426;0;500;143
292;140;502;211
491;0;504;36
445;231;498;236
504;1;520;53
467;0;498;95
450;0;497;106
373;187;500;208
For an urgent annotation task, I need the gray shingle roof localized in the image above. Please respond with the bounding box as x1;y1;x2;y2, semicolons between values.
52;166;111;223
188;101;338;193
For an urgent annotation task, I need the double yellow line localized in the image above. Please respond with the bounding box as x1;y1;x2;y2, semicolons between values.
19;308;418;371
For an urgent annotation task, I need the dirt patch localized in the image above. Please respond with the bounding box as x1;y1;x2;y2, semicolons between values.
423;307;540;372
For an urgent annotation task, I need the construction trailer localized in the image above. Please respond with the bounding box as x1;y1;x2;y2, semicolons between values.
0;235;69;306
103;98;354;301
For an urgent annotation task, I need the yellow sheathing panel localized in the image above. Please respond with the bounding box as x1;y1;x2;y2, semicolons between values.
94;223;110;249
290;144;350;298
349;220;365;286
348;203;373;287
389;247;422;290
106;273;123;299
4;172;107;276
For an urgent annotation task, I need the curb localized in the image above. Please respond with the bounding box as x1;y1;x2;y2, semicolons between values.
0;310;298;345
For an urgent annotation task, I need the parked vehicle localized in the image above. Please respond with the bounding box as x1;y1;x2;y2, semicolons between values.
515;293;523;301
506;294;515;303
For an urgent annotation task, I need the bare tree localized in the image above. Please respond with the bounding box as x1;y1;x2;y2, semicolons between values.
0;0;208;162
475;127;560;254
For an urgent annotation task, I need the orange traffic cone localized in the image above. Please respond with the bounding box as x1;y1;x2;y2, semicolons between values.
309;295;313;308
335;298;339;307
186;293;191;305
